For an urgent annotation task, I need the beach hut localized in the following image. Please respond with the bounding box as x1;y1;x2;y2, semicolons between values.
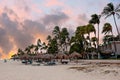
33;53;43;60
19;53;33;64
69;52;82;59
42;54;54;62
19;53;31;60
55;53;69;64
42;54;54;59
55;53;69;59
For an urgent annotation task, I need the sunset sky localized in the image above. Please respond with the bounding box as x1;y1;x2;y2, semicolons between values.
0;0;120;59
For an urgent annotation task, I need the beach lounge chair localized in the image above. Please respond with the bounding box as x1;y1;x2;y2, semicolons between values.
61;59;69;64
44;61;56;66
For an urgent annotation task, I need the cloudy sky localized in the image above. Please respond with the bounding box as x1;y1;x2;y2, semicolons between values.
0;0;120;59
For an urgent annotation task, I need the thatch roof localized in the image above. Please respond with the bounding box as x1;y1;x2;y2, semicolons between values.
69;52;82;58
19;54;31;60
33;53;43;59
55;53;69;59
42;54;54;59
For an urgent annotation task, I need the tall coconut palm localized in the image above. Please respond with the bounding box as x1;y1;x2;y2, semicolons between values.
37;39;42;47
61;28;69;53
76;26;86;39
75;26;90;58
89;14;101;58
86;24;96;37
17;48;24;56
17;48;25;59
25;47;31;54
47;38;58;54
37;39;42;53
89;14;100;45
86;24;96;47
69;27;84;55
102;23;113;49
102;3;120;40
24;44;34;55
102;23;117;58
52;26;61;52
34;45;39;54
52;26;60;39
47;35;52;43
41;42;47;51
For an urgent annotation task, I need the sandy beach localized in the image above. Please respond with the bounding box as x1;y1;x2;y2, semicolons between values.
0;60;120;80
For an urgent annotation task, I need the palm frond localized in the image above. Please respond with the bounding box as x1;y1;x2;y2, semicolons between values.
105;13;112;19
116;9;120;12
108;3;114;10
115;4;120;12
116;13;120;19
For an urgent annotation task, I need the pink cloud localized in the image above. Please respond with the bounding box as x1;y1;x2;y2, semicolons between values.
45;0;64;7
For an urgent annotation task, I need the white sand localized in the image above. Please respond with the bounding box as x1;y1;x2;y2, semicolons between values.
0;60;120;80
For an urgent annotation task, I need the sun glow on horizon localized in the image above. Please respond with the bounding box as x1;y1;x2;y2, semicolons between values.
0;50;16;59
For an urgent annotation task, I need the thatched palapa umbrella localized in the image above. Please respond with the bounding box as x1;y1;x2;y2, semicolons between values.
55;53;69;59
69;52;82;59
42;54;54;60
33;53;43;60
19;53;31;60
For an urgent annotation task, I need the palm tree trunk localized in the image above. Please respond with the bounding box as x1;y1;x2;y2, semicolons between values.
88;33;91;47
111;30;117;59
94;32;97;49
113;14;120;40
97;24;100;59
98;24;99;47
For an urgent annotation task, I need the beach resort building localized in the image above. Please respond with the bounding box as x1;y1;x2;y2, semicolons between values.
100;41;120;57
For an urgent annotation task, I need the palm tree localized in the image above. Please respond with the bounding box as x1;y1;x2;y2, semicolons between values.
25;47;31;54
17;48;24;56
37;39;42;47
52;26;61;52
86;24;96;47
52;26;60;39
103;35;113;45
37;39;42;53
47;38;58;54
89;14;101;58
17;48;25;59
75;26;90;58
91;37;97;49
89;14;100;46
102;23;113;35
102;23;117;58
102;3;120;40
34;45;39;54
41;42;47;51
61;28;69;53
76;26;86;42
47;35;52;43
69;33;84;56
102;23;113;46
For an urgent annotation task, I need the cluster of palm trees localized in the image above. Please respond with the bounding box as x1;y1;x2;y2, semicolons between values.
11;39;47;59
11;2;120;59
47;26;70;54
